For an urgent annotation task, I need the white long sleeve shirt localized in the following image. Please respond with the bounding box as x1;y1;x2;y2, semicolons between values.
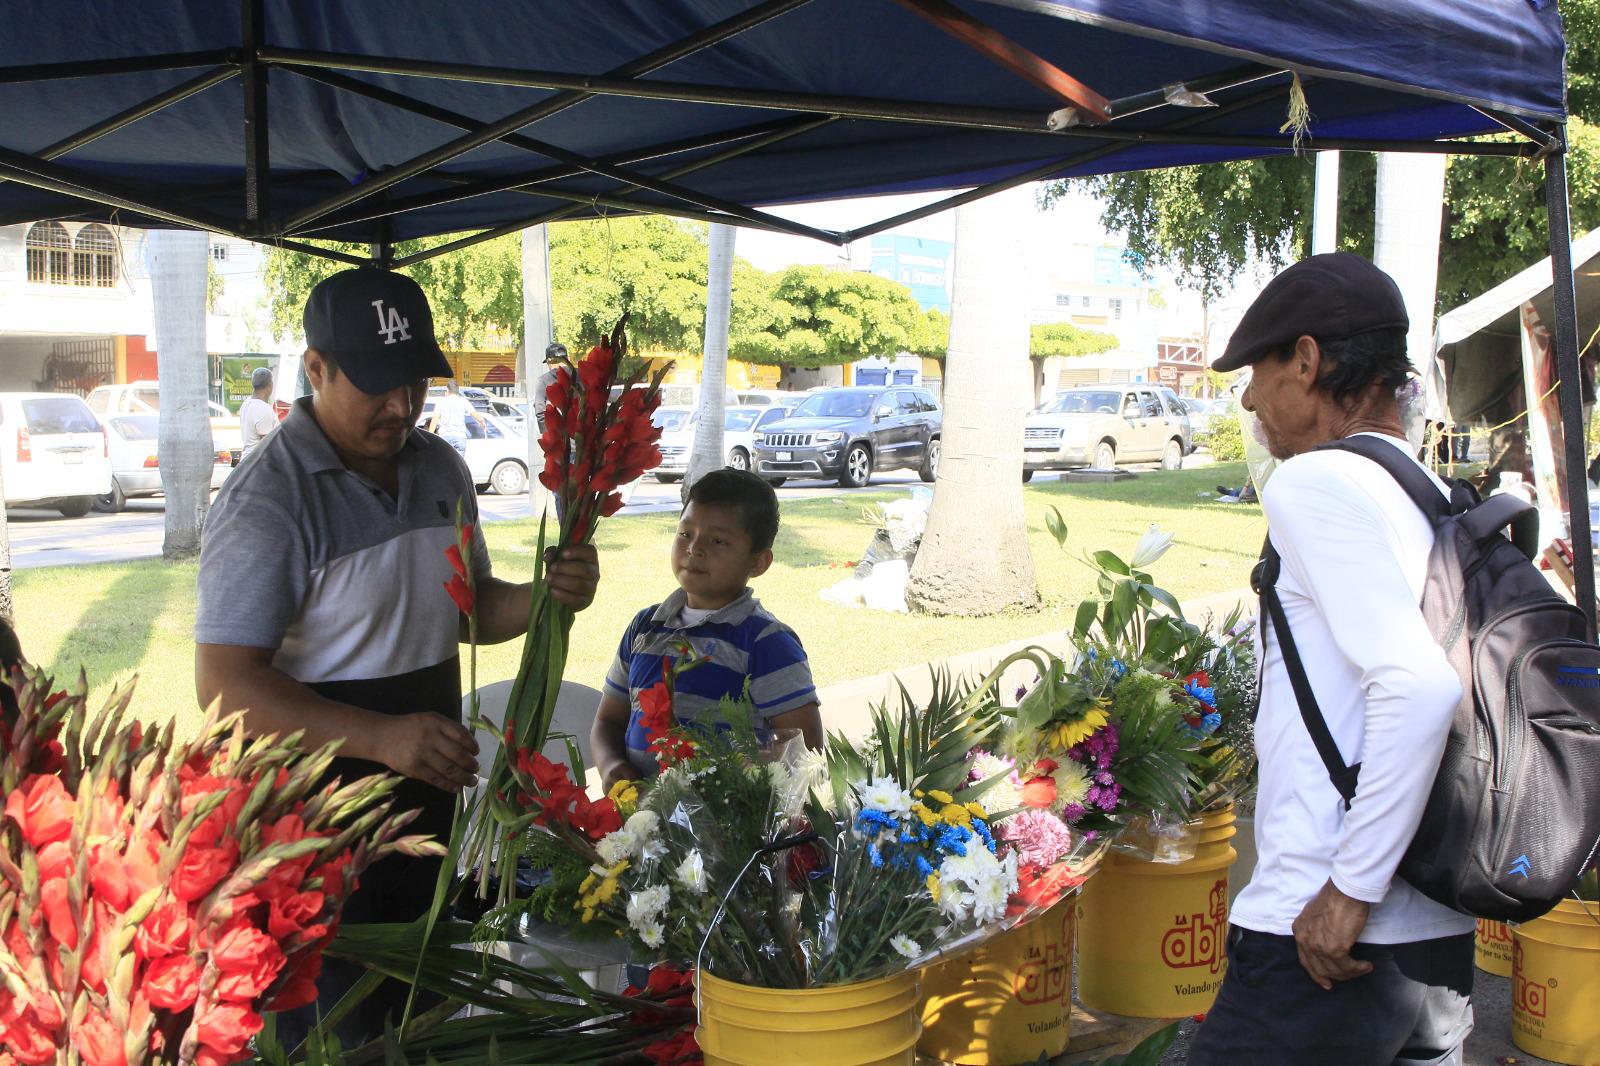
1230;434;1474;944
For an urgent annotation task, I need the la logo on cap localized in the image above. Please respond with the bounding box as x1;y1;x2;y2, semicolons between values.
372;299;412;345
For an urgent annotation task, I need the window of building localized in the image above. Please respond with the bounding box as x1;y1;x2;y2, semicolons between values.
211;244;230;262
25;221;71;284
73;224;118;288
1081;295;1092;308
1110;298;1123;319
1055;293;1071;307
26;222;118;287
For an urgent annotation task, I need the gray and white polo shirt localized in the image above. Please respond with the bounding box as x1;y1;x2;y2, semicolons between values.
196;396;491;922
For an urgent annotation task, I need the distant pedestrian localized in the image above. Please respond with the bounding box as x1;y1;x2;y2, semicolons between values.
429;379;481;457
531;342;568;435
238;367;277;458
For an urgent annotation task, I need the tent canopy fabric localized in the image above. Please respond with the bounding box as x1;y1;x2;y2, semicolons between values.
0;0;1569;255
1434;227;1600;423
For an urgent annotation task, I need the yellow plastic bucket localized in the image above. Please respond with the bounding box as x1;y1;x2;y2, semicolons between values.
1511;899;1600;1065
1076;804;1236;1018
917;898;1075;1064
696;969;921;1066
1474;918;1514;977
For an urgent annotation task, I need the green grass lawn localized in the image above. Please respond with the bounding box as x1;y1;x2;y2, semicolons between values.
13;463;1264;736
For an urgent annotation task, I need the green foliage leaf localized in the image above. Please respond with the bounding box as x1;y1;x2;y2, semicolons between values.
1030;321;1119;359
1044;505;1069;548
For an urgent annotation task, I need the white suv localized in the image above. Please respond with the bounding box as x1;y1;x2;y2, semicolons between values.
0;393;112;516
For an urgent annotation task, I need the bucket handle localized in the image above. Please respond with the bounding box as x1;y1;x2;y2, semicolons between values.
694;829;820;1021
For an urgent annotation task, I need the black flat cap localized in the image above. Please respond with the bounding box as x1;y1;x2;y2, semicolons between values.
1214;253;1409;373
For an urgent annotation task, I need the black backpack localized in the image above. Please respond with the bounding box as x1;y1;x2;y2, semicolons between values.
1254;434;1600;922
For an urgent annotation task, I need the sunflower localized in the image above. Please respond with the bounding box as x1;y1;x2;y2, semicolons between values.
1047;705;1111;752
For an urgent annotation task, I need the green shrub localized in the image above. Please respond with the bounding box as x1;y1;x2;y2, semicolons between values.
1200;415;1246;461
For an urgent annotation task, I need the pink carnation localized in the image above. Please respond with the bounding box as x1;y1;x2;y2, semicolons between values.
995;808;1075;867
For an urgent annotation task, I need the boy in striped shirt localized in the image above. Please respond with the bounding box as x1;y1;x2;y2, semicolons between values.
591;469;822;789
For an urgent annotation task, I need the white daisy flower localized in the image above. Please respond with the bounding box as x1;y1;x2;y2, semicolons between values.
890;934;922;959
856;775;914;817
626;884;671;930
637;920;665;949
674;850;708;896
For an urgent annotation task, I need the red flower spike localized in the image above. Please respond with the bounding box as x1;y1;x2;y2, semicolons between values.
445;574;475;615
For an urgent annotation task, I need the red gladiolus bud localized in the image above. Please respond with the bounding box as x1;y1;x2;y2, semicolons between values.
194;1001;264;1058
600;492;625;517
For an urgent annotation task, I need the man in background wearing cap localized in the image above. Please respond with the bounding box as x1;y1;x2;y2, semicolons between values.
193;268;602;1039
237;365;277;458
531;341;567;435
1189;254;1473;1065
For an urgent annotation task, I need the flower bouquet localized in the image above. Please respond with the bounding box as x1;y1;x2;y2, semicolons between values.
0;668;441;1066
462;315;670;904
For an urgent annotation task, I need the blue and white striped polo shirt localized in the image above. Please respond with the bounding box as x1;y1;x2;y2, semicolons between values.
604;588;816;775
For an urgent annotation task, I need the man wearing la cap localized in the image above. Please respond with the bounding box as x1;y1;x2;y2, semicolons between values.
194;268;602;1038
1188;254;1473;1065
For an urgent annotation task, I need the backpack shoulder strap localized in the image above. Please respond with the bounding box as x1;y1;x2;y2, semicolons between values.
1318;434;1454;525
1253;538;1361;809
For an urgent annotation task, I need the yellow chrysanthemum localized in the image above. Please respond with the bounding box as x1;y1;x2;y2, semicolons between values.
939;802;973;827
607;779;640;815
926;873;941;901
1047;706;1111;752
927;789;954;805
912;802;940;828
964;801;988;820
581;907;596;924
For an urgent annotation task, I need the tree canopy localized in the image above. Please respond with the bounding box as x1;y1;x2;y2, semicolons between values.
1042;0;1600;313
1029;322;1119;359
262;219;947;367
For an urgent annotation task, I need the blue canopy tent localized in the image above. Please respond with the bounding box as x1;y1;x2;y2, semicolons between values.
0;0;1587;620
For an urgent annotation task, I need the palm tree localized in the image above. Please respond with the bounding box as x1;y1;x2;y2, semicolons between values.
906;187;1040;615
149;229;215;560
684;223;735;496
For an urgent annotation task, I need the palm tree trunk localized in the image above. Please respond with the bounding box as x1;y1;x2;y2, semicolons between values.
522;225;557;517
149;230;214;560
685;223;735;496
906;187;1040;616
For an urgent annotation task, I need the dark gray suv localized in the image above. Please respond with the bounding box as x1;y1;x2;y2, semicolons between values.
751;385;942;488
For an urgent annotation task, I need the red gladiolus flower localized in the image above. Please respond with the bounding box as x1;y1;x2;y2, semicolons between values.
445;543;469;582
212;922;287;999
39;875;77;948
268;889;328;940
194;1001;264;1058
314;853;354;898
72;1008;126;1066
445;573;475;615
4;773;74;848
266;953;323;1013
568;794;623;841
600;492;625;517
136;901;194;960
643;1028;701;1066
145;954;202;1011
172;837;240;902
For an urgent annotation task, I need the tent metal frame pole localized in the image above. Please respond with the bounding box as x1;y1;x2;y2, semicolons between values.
388;116;837;267
1543;139;1596;639
0;50;233;84
242;0;270;234
0;144;237;234
1476;108;1563;155
271;0;817;232
262;237;370;267
845;73;1308;242
35;67;237;160
256;47;1548;162
295;113;829;233
277;67;841;243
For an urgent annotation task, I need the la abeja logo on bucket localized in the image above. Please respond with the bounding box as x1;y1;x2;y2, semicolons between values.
1160;877;1229;977
1513;939;1551;1021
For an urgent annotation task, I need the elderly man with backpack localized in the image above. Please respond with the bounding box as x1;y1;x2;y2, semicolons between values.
1190;253;1600;1065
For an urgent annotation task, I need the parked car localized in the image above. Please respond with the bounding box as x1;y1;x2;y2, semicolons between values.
94;413;233;512
734;389;793;408
0;392;112;516
1021;384;1188;479
418;403;530;494
652;404;796;482
1153;385;1195;454
85;381;245;459
751;386;941;488
1184;396;1237;438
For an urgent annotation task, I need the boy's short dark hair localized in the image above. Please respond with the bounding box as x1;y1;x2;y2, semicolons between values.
684;468;780;553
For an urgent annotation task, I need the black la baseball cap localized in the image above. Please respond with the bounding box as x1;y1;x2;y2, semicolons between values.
303;268;453;394
1214;253;1409;373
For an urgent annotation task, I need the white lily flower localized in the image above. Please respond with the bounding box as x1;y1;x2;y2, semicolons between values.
1130;524;1175;569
